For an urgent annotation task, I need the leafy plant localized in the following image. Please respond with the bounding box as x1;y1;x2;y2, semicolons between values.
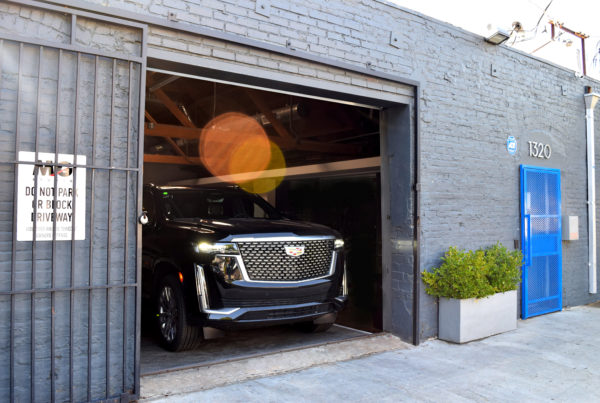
485;242;523;293
422;243;523;299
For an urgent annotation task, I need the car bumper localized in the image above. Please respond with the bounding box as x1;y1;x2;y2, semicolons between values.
201;296;347;329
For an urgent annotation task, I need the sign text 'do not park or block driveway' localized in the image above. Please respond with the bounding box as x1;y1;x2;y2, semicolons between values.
16;151;86;241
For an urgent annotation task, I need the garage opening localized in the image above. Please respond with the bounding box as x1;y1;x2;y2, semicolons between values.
141;68;385;374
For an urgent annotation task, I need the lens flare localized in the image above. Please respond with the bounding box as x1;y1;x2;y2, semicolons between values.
238;141;286;194
199;112;287;194
199;112;271;181
228;135;272;177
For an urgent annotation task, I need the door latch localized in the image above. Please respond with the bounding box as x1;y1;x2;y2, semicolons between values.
139;212;149;225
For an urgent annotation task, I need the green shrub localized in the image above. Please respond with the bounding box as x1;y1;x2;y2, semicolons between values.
485;243;523;293
422;243;523;299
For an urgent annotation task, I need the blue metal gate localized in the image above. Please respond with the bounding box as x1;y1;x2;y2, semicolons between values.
520;165;562;319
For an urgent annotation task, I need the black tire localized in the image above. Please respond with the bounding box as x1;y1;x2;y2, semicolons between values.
155;275;202;351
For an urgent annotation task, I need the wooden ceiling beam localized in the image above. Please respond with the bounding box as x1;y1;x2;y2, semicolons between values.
245;89;295;141
145;122;360;155
144;110;158;124
144;154;203;165
149;75;180;92
154;89;196;128
165;138;188;158
145;123;360;155
145;112;190;159
145;123;201;140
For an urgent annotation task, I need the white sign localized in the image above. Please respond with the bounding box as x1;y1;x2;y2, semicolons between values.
17;151;86;241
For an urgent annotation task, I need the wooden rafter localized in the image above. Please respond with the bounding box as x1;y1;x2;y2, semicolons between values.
144;110;158;124
145;88;198;164
145;110;189;159
149;75;180;92
145;84;362;166
145;123;200;140
144;154;203;165
145;123;360;155
154;89;196;128
245;89;295;141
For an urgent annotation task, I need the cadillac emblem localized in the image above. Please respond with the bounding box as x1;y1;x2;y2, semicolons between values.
284;246;305;257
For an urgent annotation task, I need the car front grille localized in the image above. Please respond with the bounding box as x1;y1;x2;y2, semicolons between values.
237;239;335;281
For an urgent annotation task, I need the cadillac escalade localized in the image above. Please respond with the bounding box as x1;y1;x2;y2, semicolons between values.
142;184;347;351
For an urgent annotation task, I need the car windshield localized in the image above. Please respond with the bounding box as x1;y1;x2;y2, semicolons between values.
159;188;282;220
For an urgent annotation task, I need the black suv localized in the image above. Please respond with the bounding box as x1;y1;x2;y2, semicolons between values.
142;184;347;351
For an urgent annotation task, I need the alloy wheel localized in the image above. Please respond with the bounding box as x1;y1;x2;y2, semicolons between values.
158;285;178;342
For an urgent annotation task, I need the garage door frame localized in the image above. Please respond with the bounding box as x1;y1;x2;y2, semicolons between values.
25;0;423;345
143;57;421;344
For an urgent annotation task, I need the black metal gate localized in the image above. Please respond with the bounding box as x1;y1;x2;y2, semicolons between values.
0;2;146;401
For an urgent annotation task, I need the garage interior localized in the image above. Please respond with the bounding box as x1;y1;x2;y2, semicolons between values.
141;69;384;373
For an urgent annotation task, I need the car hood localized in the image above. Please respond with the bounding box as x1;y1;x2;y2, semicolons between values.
167;217;340;240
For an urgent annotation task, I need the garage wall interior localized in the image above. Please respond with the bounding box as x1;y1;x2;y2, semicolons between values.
141;69;400;334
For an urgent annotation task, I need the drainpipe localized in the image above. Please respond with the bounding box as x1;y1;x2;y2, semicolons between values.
584;90;600;294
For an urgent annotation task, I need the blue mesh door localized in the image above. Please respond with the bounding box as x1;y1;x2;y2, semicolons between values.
520;165;562;319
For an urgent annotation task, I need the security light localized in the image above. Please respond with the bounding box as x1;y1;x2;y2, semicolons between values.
485;29;510;45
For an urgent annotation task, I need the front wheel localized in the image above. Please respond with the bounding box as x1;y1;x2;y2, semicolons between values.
155;275;202;351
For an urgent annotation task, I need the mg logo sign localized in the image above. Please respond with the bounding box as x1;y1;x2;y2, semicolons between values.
284;246;305;257
32;161;73;177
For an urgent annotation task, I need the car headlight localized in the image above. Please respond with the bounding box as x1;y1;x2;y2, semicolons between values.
196;242;239;254
211;255;243;283
334;238;344;249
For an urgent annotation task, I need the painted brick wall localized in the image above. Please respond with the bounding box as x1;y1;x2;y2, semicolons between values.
9;0;600;343
83;0;600;339
0;3;141;401
145;24;413;101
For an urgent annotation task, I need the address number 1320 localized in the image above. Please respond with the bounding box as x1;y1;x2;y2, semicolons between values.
528;141;551;159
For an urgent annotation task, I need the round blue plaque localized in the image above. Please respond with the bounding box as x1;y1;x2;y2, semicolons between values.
507;136;517;155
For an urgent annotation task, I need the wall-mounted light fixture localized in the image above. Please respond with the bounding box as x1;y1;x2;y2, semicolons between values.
485;29;510;45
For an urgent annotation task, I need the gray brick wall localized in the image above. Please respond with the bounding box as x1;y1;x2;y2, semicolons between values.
86;0;600;339
0;2;71;43
75;16;142;56
145;25;413;101
0;3;141;401
6;0;600;347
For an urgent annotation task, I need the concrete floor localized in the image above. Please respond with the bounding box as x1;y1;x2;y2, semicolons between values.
142;303;600;402
141;324;370;375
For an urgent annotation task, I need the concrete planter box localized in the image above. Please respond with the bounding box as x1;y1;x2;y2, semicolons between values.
438;290;517;343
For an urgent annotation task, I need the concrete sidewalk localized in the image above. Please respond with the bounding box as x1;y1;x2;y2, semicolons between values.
143;303;600;402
